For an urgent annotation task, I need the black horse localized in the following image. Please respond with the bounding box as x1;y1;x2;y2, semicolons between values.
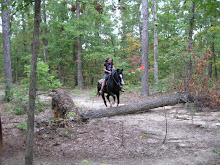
97;69;125;107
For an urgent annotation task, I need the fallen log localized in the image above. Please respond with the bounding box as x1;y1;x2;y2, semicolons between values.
80;94;189;121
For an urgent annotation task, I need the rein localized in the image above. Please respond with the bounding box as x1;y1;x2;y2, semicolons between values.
107;71;121;88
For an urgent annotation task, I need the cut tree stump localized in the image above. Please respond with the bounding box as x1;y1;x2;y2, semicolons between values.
80;94;190;121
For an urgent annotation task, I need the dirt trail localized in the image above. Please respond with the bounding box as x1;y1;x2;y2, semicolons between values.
1;89;220;165
71;92;220;165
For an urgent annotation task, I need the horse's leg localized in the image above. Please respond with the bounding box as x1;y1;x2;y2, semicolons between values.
108;92;116;107
102;93;107;107
112;94;116;105
116;93;120;106
106;94;112;108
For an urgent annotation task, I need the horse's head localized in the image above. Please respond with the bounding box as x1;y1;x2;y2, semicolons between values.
116;69;125;86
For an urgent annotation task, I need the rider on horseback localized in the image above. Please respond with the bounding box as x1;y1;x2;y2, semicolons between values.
99;57;125;95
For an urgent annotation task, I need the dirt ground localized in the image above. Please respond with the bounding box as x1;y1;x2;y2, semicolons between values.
0;88;220;165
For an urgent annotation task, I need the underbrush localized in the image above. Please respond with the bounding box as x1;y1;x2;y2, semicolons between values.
5;85;49;116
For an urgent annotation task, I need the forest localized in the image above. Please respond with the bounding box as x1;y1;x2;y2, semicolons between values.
1;0;220;96
0;0;220;164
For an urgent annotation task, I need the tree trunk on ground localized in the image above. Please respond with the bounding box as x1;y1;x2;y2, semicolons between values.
141;0;149;97
153;0;158;86
25;1;41;164
80;94;189;121
2;0;13;102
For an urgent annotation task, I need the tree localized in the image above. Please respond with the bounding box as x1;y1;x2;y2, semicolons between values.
42;0;48;63
153;0;158;86
76;0;83;89
185;0;195;93
1;0;13;102
141;0;149;96
25;0;41;164
0;116;2;153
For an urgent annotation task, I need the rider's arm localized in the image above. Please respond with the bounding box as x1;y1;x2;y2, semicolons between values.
103;66;111;73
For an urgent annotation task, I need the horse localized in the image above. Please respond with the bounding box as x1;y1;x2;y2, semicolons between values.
97;69;125;107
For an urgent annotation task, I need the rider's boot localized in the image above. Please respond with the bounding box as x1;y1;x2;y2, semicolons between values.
120;86;125;92
99;88;103;95
99;79;106;95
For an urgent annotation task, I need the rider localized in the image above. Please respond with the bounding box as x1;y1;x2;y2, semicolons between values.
99;57;125;95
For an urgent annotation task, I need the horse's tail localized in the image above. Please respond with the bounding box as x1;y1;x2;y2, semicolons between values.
0;116;2;153
97;82;101;96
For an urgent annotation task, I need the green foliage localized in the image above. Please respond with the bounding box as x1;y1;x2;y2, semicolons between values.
72;88;84;96
6;85;47;115
65;112;77;119
62;128;76;137
80;160;93;164
152;78;170;93
212;148;220;154
0;0;219;95
23;59;62;89
139;133;147;139
14;122;27;131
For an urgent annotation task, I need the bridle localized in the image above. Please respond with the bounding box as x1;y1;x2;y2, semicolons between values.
108;70;124;87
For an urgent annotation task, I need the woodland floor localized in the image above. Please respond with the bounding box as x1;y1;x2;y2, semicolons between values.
0;88;220;165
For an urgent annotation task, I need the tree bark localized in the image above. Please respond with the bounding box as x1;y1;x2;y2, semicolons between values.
80;94;189;121
153;0;158;86
205;23;210;79
76;0;83;89
141;0;149;96
42;0;48;63
185;0;195;93
2;0;13;102
51;89;79;120
25;0;41;164
0;116;2;153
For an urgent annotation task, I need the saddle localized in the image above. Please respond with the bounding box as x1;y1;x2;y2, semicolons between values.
98;79;104;84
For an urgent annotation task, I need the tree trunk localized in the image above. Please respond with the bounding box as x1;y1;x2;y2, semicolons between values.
25;1;41;164
185;0;195;93
213;50;217;79
76;0;83;89
141;0;149;96
2;0;13;102
211;42;216;79
0;116;2;153
80;94;189;121
205;23;210;79
138;8;142;42
58;63;62;83
73;44;78;85
42;0;48;63
153;0;158;86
